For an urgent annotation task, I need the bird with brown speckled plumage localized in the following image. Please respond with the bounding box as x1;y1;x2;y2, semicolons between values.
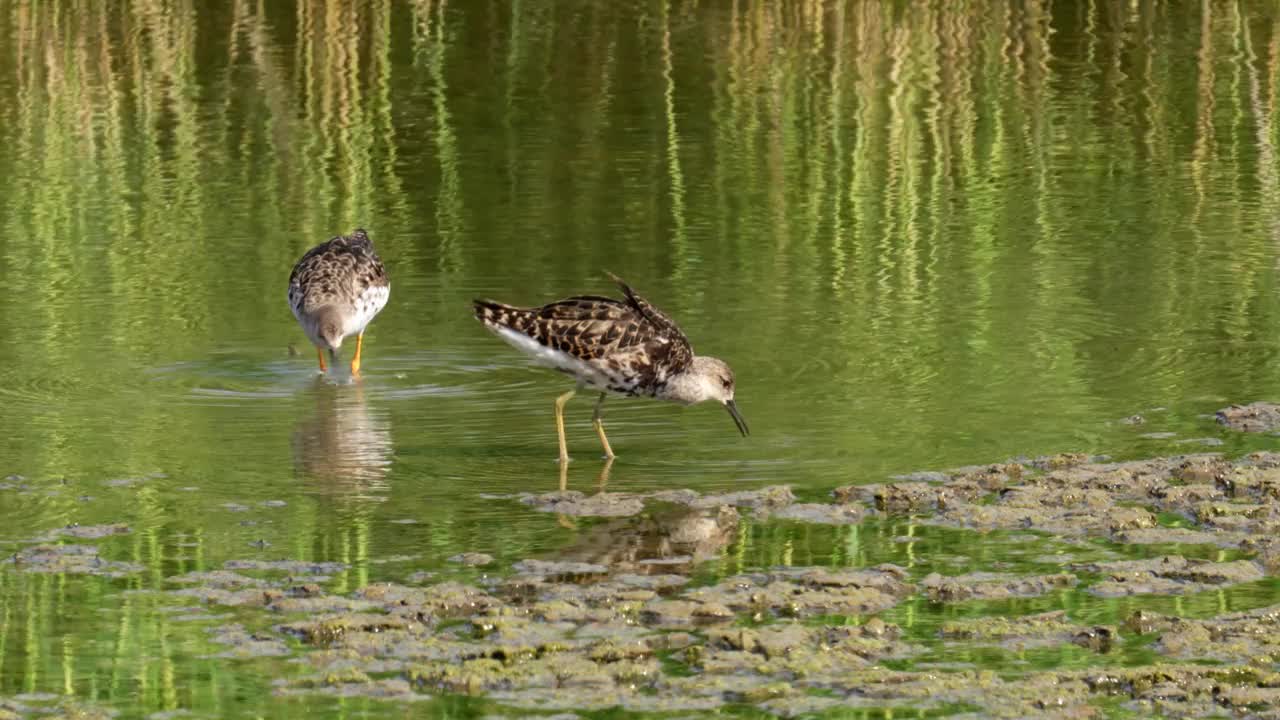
474;273;747;466
288;229;389;376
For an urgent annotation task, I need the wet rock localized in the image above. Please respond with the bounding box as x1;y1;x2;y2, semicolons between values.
687;566;913;619
483;686;629;712
280;613;415;646
1078;556;1264;596
642;489;698;505
468;615;583;657
619;693;725;712
207;623;291;658
358;581;503;618
942;611;1118;653
1153;483;1222;505
518;491;645;518
1031;453;1093;470
920;572;1077;602
520;578;657;610
1217;685;1280;709
1173;455;1232;483
639;599;734;627
703;621;907;676
1216;401;1280;432
770;502;865;524
1218;466;1280;502
612;573;687;590
1146;604;1280;662
5;544;142;577
448;552;494;567
758;695;848;717
275;674;421;700
511;560;608;579
268;593;378;614
1070;626;1118;653
171;585;276;608
871;482;943;513
1112;527;1243;546
409;654;617;696
672;485;795;512
1105;507;1158;532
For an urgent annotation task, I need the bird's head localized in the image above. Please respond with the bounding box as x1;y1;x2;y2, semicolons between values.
314;307;345;353
683;356;749;436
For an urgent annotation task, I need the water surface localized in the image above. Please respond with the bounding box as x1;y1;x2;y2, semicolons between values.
1;1;1279;717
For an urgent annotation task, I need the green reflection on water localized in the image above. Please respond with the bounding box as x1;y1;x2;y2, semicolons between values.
1;0;1280;717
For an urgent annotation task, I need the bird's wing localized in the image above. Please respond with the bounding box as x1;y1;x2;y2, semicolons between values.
289;235;388;313
530;285;694;376
530;296;646;361
604;274;695;372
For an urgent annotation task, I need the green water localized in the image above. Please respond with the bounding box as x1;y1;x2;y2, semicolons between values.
1;0;1280;717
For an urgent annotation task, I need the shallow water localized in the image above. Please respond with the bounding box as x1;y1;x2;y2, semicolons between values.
2;1;1280;717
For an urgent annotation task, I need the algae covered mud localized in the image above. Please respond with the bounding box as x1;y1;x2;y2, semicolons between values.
4;404;1280;718
5;0;1280;718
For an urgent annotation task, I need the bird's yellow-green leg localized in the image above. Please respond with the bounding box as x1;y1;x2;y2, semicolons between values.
592;392;616;459
316;347;328;373
554;389;576;465
350;331;364;375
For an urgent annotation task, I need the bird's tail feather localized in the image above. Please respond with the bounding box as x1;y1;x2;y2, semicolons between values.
473;299;533;332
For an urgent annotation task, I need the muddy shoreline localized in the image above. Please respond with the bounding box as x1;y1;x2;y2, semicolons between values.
6;404;1280;717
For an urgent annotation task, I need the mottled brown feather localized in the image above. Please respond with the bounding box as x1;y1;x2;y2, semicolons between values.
473;277;695;397
288;229;389;315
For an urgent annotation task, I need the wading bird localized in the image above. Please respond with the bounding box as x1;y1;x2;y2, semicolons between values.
474;274;747;465
288;229;389;376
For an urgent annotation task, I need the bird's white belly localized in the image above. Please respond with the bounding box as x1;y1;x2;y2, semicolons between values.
493;326;616;390
344;285;390;337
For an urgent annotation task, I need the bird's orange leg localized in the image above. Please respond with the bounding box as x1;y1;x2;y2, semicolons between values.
350;332;364;375
316;347;328;373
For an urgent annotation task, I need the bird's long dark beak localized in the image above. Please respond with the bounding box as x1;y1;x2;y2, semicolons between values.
725;400;749;436
328;348;338;364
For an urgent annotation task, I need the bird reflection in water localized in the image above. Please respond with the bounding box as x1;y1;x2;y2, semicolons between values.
558;456;614;493
291;377;393;495
546;503;740;573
